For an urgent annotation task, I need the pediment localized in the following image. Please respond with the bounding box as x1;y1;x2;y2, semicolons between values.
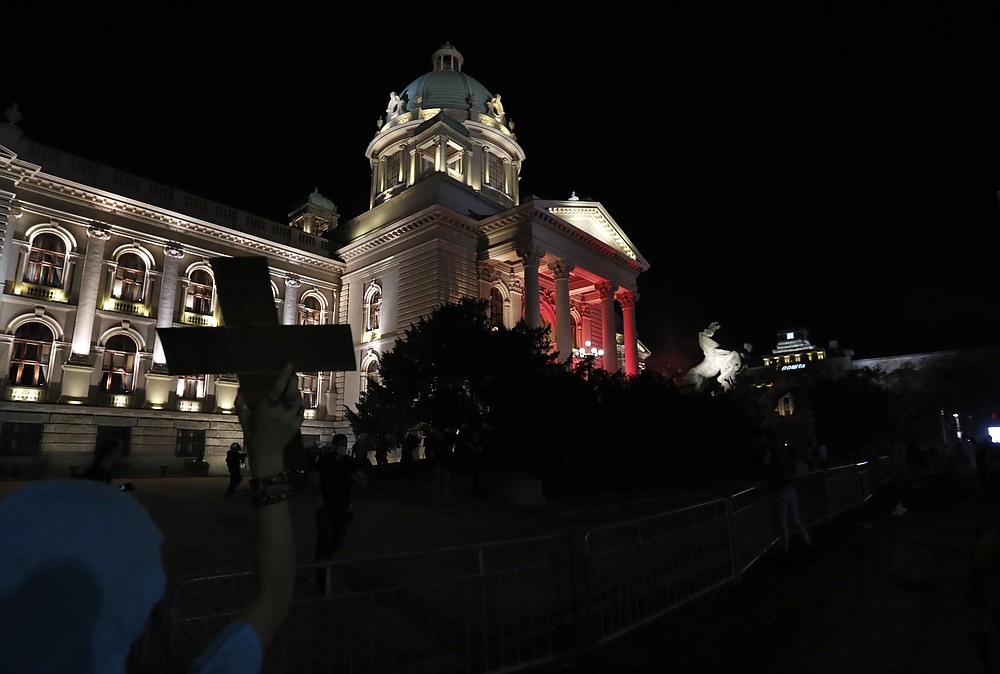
543;201;649;270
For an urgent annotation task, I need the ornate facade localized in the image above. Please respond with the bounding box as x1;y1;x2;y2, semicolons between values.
0;43;649;478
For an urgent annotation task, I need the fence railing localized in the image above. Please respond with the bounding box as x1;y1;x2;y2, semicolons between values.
147;457;902;673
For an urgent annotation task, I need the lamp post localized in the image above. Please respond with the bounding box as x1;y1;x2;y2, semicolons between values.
578;340;604;379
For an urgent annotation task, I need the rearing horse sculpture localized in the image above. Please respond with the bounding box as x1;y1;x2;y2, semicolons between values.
685;322;751;392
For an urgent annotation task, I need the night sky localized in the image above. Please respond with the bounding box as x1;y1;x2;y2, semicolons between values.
3;4;999;373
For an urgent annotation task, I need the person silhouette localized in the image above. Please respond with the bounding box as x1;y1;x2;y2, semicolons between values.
225;442;246;496
0;363;304;674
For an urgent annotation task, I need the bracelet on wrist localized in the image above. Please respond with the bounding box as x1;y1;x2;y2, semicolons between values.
251;484;290;507
249;471;288;489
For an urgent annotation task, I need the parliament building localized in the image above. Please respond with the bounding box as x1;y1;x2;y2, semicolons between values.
0;43;649;478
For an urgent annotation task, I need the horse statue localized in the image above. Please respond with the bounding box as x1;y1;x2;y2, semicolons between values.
685;322;751;392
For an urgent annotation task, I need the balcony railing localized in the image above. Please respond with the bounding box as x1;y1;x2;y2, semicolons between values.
102;297;151;317
179;311;216;327
7;281;67;303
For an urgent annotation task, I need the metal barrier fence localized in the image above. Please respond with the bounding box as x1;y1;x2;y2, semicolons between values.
152;457;901;673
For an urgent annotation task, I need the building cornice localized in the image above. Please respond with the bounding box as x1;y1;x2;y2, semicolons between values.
8;171;345;275
338;206;477;263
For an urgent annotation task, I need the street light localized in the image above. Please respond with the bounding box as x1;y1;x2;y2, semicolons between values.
581;340;604;360
578;340;604;379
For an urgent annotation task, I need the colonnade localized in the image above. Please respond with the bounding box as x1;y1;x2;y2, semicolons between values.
516;248;640;376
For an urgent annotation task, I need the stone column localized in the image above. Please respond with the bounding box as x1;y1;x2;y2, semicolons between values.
145;244;184;408
548;259;573;365
59;224;110;402
517;247;543;329
283;274;301;325
68;224;111;361
151;244;184;367
618;290;639;376
597;281;618;372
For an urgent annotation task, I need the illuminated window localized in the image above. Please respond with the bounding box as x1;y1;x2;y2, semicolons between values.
301;295;322;325
24;233;66;287
112;252;146;302
776;393;795;417
186;268;214;316
9;322;53;386
176;374;205;400
385;152;402;188
484;152;505;191
365;285;382;332
300;372;319;408
100;334;137;393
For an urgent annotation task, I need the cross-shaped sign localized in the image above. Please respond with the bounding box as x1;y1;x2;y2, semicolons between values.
156;256;356;467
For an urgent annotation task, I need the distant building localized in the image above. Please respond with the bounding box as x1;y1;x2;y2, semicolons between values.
0;43;649;477
748;327;999;449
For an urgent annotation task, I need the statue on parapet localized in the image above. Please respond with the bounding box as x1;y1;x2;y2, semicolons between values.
685;321;751;392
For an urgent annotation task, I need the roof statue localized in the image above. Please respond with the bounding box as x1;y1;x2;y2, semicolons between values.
685;322;752;392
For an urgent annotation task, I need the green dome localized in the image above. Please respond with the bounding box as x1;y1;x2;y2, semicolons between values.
398;43;493;114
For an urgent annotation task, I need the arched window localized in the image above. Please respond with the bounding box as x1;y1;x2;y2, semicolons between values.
100;334;137;393
186;268;214;316
112;252;146;302
489;287;504;329
301;295;322;325
9;322;53;386
360;351;381;395
365;285;382;332
24;233;66;288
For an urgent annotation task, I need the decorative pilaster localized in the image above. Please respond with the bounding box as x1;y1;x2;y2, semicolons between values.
151;244;184;367
145;244;184;408
597;281;619;372
68;224;111;362
517;247;543;329
283;274;301;325
548;259;574;365
59;224;110;403
617;290;639;376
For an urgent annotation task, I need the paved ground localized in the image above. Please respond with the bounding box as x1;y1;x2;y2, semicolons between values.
4;463;999;673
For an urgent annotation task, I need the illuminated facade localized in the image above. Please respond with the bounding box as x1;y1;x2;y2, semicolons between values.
0;43;649;477
333;43;650;407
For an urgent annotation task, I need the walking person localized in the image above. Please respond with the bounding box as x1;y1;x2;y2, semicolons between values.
225;442;246;496
311;433;368;595
763;433;813;555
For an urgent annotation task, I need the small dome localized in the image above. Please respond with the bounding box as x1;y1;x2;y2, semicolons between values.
306;188;336;212
396;43;494;115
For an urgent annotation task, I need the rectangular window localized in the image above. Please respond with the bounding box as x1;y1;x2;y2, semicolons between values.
175;429;205;458
25;249;65;287
385;153;402;188
0;422;42;456
300;373;319;408
177;375;205;399
485;153;504;190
